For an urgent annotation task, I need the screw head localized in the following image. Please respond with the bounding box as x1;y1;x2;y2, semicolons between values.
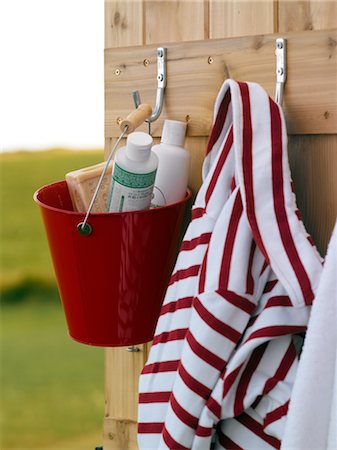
143;59;150;67
277;41;283;49
114;68;121;76
77;222;92;236
277;68;284;76
208;56;214;64
157;49;164;58
157;73;164;82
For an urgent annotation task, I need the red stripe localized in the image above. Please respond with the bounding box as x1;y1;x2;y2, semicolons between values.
239;81;269;262
231;176;236;192
198;247;208;293
247;325;307;342
162;426;189;450
263;342;297;395
218;430;244;450
160;296;193;316
141;359;179;374
170;394;198;429
269;98;314;304
195;425;213;437
192;207;205;220
153;328;188;345
206;396;221;419
219;191;243;290
178;363;212;399
138;422;163;434
180;232;212;251
194;296;241;343
264;401;289;428
260;260;269;276
205;127;233;205
307;235;315;246
206;89;231;155
186;331;226;371
236;413;280;448
217;289;256;315
223;364;244;398
263;279;278;293
139;391;171;403
234;343;268;416
246;241;256;294
265;295;292;308
169;264;201;286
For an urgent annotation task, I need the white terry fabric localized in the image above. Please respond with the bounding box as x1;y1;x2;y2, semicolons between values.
281;221;337;450
138;80;323;449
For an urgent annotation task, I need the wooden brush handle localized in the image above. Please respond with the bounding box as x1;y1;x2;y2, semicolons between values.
120;104;152;133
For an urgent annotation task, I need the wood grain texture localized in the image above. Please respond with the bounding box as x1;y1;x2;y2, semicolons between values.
144;0;208;44
103;344;151;448
105;28;337;138
105;345;150;421
288;134;337;256
185;136;207;193
105;1;144;48
210;0;277;38
279;0;337;32
103;418;138;450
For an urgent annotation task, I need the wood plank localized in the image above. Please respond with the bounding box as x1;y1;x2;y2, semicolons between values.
288;134;337;257
104;345;150;422
279;0;337;32
105;0;144;48
210;0;277;38
144;0;208;44
103;418;138;450
105;28;337;138
185;136;207;193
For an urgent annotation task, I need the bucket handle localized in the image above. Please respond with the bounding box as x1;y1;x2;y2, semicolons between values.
77;104;154;235
77;126;128;235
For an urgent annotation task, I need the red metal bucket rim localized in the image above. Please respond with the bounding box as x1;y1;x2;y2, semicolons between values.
33;180;192;216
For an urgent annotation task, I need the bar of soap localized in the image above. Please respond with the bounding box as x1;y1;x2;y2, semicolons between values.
65;162;112;213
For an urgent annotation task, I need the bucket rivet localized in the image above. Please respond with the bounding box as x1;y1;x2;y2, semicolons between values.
77;222;92;236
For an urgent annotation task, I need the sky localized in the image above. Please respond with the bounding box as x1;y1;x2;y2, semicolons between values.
0;0;104;151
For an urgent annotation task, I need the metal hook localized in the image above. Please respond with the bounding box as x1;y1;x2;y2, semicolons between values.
275;38;287;106
132;47;167;124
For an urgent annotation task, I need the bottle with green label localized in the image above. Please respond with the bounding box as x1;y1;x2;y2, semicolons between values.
107;131;158;212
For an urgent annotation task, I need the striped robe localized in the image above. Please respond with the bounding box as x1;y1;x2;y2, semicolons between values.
138;80;323;449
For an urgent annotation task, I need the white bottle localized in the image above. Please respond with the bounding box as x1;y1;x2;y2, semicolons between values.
152;120;190;207
107;132;158;212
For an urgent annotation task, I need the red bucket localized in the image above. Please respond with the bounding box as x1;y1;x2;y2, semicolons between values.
34;180;191;346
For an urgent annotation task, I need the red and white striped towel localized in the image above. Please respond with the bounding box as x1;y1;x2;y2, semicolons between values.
138;80;323;449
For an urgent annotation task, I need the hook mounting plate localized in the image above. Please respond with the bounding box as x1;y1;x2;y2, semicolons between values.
275;38;287;105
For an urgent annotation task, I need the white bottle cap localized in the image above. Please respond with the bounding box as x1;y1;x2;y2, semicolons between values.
126;132;153;161
161;120;187;147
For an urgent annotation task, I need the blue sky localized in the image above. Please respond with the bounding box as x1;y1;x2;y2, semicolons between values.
0;0;104;151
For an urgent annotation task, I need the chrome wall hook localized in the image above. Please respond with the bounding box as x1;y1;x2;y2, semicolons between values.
132;47;167;124
275;38;287;106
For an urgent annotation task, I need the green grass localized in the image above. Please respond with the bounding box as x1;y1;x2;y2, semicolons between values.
0;149;103;287
0;149;107;448
1;301;104;449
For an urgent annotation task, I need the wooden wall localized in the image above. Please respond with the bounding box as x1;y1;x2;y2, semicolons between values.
103;2;337;448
